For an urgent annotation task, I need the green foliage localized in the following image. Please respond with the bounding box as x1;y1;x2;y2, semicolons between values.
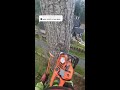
74;0;85;23
69;49;85;59
70;41;85;59
35;47;48;84
35;34;43;40
82;32;85;41
71;41;85;50
35;18;39;25
74;0;81;16
35;0;40;15
75;65;85;76
35;34;40;39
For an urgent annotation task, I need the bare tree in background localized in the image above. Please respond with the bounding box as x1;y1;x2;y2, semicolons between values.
40;0;75;59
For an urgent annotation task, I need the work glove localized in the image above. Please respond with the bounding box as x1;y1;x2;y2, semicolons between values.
40;73;49;84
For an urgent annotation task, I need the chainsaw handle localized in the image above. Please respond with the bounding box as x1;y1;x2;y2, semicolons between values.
67;54;79;69
72;56;79;69
58;52;79;69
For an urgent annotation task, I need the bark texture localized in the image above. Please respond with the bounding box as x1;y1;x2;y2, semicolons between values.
40;0;75;55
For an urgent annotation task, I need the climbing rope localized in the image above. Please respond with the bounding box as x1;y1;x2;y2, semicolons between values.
46;52;54;75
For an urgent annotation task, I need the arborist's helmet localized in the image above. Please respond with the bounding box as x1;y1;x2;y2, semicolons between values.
60;52;64;55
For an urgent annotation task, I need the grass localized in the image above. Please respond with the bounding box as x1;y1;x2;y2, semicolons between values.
82;32;85;42
69;49;85;59
72;66;85;90
71;41;85;50
35;46;85;88
35;39;85;87
74;65;85;76
35;18;39;25
35;33;47;43
35;34;43;40
35;34;40;39
35;46;54;87
35;46;48;84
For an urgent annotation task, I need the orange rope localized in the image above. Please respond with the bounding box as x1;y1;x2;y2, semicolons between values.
46;52;54;75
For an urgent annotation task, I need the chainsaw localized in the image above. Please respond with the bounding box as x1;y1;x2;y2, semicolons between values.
49;52;79;87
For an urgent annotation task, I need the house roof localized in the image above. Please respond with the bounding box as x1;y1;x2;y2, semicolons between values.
72;27;84;34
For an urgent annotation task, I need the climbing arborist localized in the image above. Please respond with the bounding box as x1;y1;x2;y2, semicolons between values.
35;72;74;90
35;41;79;90
35;51;75;90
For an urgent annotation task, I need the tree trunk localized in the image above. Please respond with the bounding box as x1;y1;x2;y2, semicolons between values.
40;0;75;62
